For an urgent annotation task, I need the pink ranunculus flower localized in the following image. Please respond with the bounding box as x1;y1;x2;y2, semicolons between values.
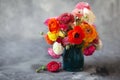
48;48;61;59
62;37;70;46
59;24;68;31
83;45;96;56
57;13;74;25
75;2;91;10
72;8;83;18
44;18;50;26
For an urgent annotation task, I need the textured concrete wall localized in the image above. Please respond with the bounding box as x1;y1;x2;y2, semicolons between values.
0;0;120;80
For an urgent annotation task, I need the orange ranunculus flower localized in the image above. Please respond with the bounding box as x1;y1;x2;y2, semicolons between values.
80;22;97;43
83;42;89;48
48;18;60;33
44;34;54;45
68;26;85;44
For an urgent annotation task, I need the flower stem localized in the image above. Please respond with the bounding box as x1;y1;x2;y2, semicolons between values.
36;65;46;73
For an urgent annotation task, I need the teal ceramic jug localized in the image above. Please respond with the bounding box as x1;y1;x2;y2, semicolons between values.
62;45;84;72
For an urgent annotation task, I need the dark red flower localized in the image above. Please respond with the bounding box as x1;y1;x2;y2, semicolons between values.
47;61;61;72
68;26;85;44
56;37;63;43
92;38;99;44
59;24;68;31
57;13;74;25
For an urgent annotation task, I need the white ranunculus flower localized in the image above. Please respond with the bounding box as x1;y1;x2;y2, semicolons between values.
53;42;64;55
83;8;96;24
96;39;103;50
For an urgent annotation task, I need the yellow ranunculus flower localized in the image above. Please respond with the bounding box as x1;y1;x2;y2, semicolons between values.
47;31;59;41
59;31;65;37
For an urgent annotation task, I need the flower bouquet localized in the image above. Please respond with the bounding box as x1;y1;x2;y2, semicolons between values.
43;2;102;72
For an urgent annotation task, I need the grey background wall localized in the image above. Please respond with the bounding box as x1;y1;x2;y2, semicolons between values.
0;0;120;80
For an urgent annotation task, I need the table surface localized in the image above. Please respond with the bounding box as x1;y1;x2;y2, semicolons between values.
0;0;120;80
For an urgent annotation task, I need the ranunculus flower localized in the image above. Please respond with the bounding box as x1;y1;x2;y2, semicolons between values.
93;38;99;44
75;2;91;10
47;31;59;41
56;37;62;43
72;8;83;18
62;37;69;46
68;26;85;44
59;24;68;31
59;31;65;38
44;17;58;26
83;8;96;24
53;42;64;55
96;39;103;50
47;61;61;72
48;48;61;59
72;2;91;19
44;18;50;26
80;22;97;43
57;13;74;25
44;34;54;45
48;18;60;33
72;8;95;24
83;45;96;56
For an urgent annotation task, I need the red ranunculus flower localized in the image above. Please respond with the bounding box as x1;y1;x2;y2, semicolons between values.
47;61;61;72
68;26;85;44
